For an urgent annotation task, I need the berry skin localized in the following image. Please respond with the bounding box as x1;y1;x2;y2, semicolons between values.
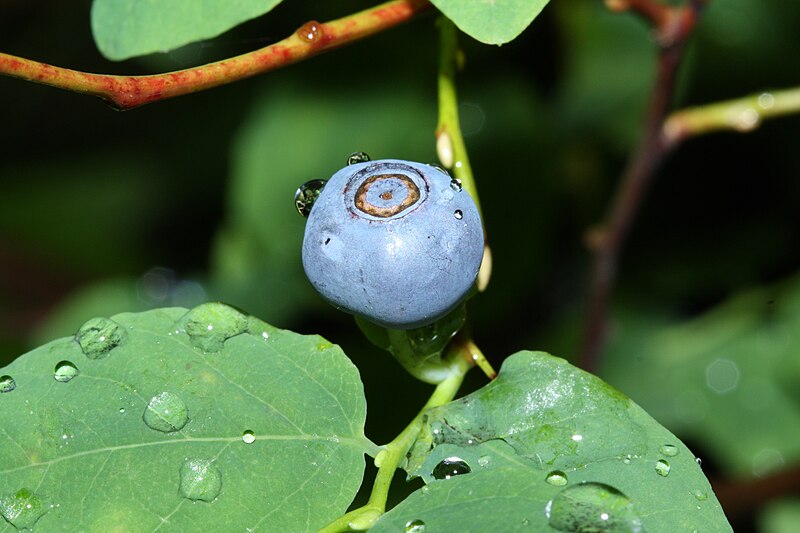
301;159;484;329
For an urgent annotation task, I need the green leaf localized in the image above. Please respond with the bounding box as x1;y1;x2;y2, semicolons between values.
431;0;550;45
603;274;800;478
372;351;731;532
91;0;284;60
0;304;369;531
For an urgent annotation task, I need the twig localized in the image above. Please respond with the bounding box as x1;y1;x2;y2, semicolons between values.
664;87;800;145
0;0;432;110
580;0;703;372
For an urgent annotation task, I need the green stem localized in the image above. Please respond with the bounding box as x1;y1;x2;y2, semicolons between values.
436;16;492;291
0;0;432;110
663;87;800;146
316;356;470;533
436;17;481;215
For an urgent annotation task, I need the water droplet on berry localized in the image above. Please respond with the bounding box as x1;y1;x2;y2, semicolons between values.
347;152;371;165
295;179;328;217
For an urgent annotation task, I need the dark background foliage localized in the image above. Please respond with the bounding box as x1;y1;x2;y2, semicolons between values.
2;1;800;530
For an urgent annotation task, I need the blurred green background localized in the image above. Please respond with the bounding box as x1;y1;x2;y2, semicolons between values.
2;0;800;531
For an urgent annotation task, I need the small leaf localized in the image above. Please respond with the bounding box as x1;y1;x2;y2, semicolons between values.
431;0;551;45
372;352;731;531
0;304;369;531
91;0;284;60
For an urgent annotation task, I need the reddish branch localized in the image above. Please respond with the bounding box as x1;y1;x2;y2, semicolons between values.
580;0;706;372
0;0;432;110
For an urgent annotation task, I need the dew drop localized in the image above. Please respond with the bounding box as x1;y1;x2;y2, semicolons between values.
0;375;16;393
659;444;679;457
432;456;471;480
545;482;643;533
449;178;463;192
695;457;702;467
295;179;328;217
75;317;127;359
546;471;569;486
692;489;708;501
454;209;463;220
242;430;256;444
427;163;450;176
142;392;189;433
405;518;426;532
179;459;222;502
477;455;491;467
347;151;371;165
655;459;671;477
53;361;79;383
0;488;48;530
119;408;126;414
297;20;322;43
179;303;248;352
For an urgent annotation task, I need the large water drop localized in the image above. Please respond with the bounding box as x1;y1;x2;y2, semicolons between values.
545;482;643;533
432;457;471;480
0;488;48;530
142;392;189;433
179;303;248;352
53;361;80;383
179;459;222;502
75;317;127;359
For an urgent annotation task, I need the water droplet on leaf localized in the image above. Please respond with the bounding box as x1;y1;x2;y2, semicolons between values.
242;430;256;444
655;459;671;477
432;457;471;480
143;392;189;433
659;444;678;457
0;488;48;530
405;519;426;532
75;317;127;359
692;489;707;501
545;482;643;533
295;179;328;217
347;152;371;165
179;303;248;352
546;471;569;486
0;375;16;393
53;361;79;383
179;459;222;502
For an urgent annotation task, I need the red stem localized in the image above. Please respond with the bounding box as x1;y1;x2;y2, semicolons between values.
0;0;432;110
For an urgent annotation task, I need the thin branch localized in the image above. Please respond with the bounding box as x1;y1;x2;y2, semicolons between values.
580;1;703;372
664;87;800;145
0;0;432;110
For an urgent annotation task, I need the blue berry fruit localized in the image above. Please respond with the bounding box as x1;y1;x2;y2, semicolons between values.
300;158;484;329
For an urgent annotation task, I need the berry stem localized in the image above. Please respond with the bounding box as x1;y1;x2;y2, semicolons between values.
315;356;470;532
436;16;492;291
0;0;432;110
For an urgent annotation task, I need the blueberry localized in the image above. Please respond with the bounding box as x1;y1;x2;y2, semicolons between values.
301;159;484;329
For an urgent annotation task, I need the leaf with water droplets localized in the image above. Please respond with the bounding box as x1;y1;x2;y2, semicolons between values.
370;352;731;532
91;0;285;60
0;305;369;531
